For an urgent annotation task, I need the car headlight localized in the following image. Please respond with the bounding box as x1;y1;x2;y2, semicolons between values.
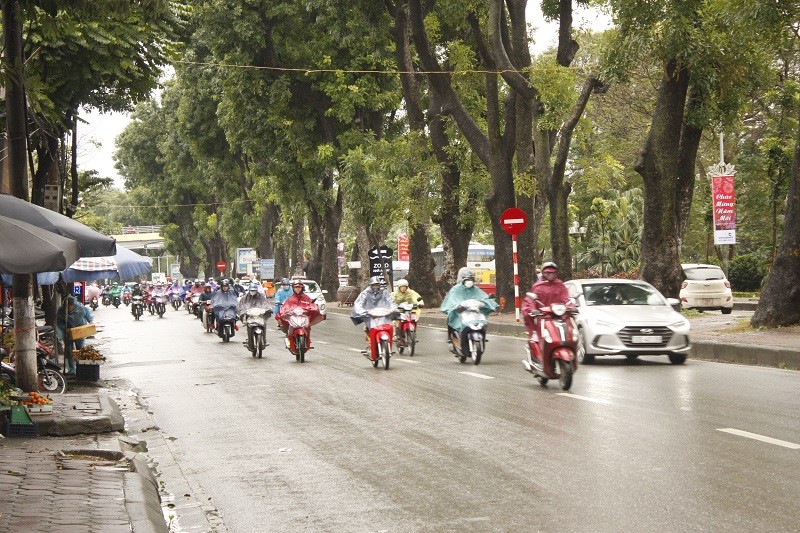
669;319;689;329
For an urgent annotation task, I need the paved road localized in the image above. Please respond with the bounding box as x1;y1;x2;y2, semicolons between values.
95;304;800;532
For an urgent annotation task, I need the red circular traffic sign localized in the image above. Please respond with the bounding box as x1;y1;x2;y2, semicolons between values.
216;260;227;272
500;207;528;236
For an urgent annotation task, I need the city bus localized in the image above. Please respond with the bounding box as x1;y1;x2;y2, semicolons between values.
431;242;496;295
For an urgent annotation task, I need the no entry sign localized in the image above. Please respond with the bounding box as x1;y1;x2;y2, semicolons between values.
216;260;227;272
500;207;527;236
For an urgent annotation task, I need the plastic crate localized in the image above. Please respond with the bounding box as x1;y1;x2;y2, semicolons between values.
76;363;100;381
2;419;38;437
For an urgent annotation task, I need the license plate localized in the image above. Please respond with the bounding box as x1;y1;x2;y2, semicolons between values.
698;299;716;305
632;335;662;344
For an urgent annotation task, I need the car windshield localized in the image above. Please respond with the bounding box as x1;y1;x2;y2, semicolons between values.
582;283;665;306
683;266;725;281
303;281;320;293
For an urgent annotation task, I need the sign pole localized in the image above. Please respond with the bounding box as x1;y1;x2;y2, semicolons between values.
512;234;520;322
499;207;528;322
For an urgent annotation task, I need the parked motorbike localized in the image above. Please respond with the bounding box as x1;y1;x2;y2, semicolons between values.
242;307;271;358
131;295;145;320
0;345;67;394
521;294;578;390
448;299;490;365
360;307;396;370
153;294;167;318
395;302;420;356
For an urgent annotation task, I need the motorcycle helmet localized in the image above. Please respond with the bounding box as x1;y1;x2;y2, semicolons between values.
248;282;260;294
292;281;305;293
281;277;290;288
203;283;212;292
540;262;558;275
220;279;230;290
457;267;475;283
369;276;383;294
396;279;409;288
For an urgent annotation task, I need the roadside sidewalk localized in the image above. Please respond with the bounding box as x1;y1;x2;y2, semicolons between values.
327;298;800;370
0;380;227;532
0;392;166;533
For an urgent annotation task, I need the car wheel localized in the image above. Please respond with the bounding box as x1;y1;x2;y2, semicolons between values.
668;354;687;365
576;328;594;364
721;307;732;315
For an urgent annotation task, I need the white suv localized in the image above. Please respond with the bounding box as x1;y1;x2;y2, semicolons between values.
679;264;733;314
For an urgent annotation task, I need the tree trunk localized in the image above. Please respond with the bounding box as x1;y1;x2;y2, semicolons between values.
635;60;697;298
258;201;280;261
5;0;37;392
407;223;438;304
752;113;800;327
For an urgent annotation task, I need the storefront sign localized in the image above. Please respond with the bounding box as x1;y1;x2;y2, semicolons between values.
397;235;410;261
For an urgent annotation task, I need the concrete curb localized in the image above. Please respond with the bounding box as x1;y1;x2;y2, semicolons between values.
125;451;169;533
326;306;800;369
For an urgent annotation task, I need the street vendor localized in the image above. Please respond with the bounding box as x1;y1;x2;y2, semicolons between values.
55;295;94;375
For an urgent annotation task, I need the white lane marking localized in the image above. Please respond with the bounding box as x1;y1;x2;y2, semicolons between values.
392;357;420;364
459;371;494;380
347;348;364;353
556;393;612;405
716;428;800;449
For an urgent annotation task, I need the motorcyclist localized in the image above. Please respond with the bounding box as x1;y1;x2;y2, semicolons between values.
391;279;424;308
109;282;123;304
189;279;205;297
440;267;498;344
237;282;271;316
352;276;395;336
276;281;324;348
391;278;424;331
273;277;293;318
521;261;571;340
210;279;239;337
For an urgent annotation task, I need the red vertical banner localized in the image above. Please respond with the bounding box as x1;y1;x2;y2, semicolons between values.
711;174;736;245
397;234;410;261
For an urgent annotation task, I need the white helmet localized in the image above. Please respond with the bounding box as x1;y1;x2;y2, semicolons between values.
396;279;409;288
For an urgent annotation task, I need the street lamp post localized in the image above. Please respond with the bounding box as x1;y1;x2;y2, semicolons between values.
569;221;587;273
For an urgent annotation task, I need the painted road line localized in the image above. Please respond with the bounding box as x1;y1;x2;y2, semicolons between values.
458;371;494;380
347;348;364;353
716;428;800;449
556;393;612;405
392;357;421;364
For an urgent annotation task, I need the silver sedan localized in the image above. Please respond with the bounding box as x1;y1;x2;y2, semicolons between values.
565;278;691;365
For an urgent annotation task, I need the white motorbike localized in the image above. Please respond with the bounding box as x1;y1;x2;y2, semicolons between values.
242;307;271;358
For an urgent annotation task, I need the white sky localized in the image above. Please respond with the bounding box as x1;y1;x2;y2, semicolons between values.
77;4;611;190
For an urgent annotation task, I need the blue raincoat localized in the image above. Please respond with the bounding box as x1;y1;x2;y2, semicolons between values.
440;283;498;331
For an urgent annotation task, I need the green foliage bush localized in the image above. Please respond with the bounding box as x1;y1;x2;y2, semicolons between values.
728;255;768;292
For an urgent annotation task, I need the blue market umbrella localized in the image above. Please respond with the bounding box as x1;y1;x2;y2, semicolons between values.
0;194;116;257
61;244;152;282
0;214;81;274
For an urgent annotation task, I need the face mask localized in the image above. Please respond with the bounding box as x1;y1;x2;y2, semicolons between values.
463;280;475;289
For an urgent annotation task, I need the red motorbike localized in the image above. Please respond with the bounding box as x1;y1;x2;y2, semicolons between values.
521;293;578;390
395;302;420;356
277;300;324;363
360;307;396;370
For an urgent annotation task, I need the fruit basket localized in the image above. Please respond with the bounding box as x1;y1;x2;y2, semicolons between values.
22;392;53;413
73;345;106;365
